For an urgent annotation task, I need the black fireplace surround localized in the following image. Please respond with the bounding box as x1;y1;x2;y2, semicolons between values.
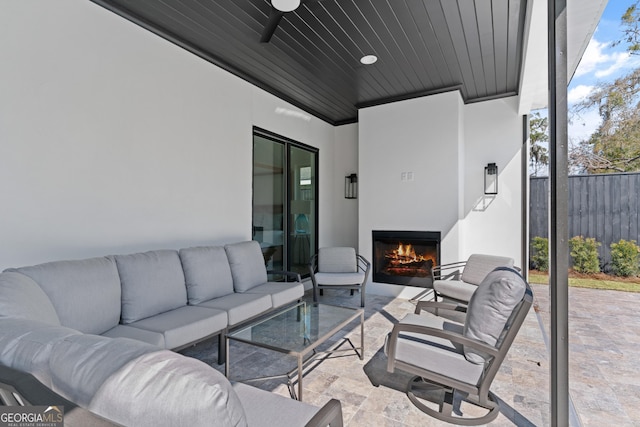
372;230;441;287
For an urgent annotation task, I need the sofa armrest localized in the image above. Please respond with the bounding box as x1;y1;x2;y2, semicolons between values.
305;398;343;427
0;365;117;427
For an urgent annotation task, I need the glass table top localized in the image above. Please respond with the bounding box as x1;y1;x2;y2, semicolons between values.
227;302;362;354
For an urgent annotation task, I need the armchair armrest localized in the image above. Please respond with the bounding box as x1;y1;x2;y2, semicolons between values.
304;398;343;427
386;321;499;373
356;254;371;273
431;261;467;281
414;300;467;315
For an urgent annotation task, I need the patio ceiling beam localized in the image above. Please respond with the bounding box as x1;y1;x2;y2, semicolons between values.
548;0;570;425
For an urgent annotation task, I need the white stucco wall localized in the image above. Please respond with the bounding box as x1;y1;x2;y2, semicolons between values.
0;0;356;269
461;97;524;263
358;93;523;298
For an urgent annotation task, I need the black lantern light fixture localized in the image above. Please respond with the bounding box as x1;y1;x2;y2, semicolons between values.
345;173;358;199
484;163;498;195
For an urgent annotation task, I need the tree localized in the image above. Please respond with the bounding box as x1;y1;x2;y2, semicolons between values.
529;111;549;176
613;1;640;55
569;2;640;173
570;68;640;173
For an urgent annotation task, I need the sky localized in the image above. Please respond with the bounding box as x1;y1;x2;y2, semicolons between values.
567;0;640;142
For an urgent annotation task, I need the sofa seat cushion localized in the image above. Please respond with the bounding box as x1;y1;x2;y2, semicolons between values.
101;324;165;347
127;306;227;349
7;257;121;335
225;241;269;292
0;318;81;388
197;293;272;327
313;271;366;286
115;250;188;324
433;279;478;302
245;282;304;309
89;350;247;427
0;272;60;325
180;246;235;304
384;312;484;386
232;382;318;427
48;334;159;407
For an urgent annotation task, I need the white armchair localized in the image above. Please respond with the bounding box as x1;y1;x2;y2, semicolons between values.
308;247;371;307
431;254;514;304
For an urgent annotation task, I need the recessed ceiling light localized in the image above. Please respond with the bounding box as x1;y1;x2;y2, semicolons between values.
272;0;300;12
360;55;378;65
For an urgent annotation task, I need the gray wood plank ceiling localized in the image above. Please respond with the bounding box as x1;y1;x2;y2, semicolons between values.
90;0;527;125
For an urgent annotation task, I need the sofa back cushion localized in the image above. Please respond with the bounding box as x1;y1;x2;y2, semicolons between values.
179;246;234;304
115;250;188;324
0;318;81;388
318;247;357;273
224;241;268;292
0;272;60;325
461;254;514;285
89;350;248;427
7;257;121;335
49;334;158;407
463;267;527;364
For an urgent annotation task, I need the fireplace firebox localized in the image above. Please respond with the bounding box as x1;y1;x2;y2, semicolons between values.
372;230;441;287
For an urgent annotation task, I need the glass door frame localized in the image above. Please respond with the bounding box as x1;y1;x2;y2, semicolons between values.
252;126;318;278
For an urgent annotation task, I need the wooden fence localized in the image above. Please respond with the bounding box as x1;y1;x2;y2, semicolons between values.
529;172;640;271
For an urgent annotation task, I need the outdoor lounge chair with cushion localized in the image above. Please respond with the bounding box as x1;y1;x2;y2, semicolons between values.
308;247;371;307
431;254;514;304
385;266;532;425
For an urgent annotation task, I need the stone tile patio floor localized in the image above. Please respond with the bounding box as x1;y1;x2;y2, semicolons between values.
180;284;640;426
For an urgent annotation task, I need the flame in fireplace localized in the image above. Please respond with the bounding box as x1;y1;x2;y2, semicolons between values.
386;243;428;265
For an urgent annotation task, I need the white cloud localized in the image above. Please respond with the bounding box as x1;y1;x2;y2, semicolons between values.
595;51;632;77
573;38;634;79
567;84;594;104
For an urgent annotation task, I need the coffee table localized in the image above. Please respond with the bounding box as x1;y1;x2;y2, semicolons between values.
225;301;364;401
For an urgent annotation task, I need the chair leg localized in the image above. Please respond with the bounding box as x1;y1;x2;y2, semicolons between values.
406;376;500;426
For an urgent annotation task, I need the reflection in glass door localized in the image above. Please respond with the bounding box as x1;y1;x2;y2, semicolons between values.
252;128;317;277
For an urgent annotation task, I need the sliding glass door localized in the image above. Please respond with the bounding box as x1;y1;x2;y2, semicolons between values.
252;128;317;277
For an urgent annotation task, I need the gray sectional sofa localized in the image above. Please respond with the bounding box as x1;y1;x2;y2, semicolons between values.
0;240;343;427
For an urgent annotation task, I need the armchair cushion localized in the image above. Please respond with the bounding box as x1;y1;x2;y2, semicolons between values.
431;279;477;302
460;254;514;285
225;241;268;292
312;271;366;286
463;267;526;364
318;247;357;273
384;313;484;386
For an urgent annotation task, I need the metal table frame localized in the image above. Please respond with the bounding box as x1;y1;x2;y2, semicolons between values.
225;302;364;401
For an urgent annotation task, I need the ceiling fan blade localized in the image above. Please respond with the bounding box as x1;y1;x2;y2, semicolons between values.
260;7;285;43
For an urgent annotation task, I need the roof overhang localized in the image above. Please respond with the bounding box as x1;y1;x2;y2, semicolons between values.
519;0;608;115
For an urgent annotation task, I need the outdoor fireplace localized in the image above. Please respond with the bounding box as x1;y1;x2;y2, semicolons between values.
372;230;440;287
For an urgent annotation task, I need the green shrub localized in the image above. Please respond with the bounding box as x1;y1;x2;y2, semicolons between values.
530;236;549;272
610;239;640;277
569;236;600;274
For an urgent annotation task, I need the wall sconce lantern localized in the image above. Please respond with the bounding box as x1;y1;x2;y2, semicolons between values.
345;173;358;199
484;163;498;195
